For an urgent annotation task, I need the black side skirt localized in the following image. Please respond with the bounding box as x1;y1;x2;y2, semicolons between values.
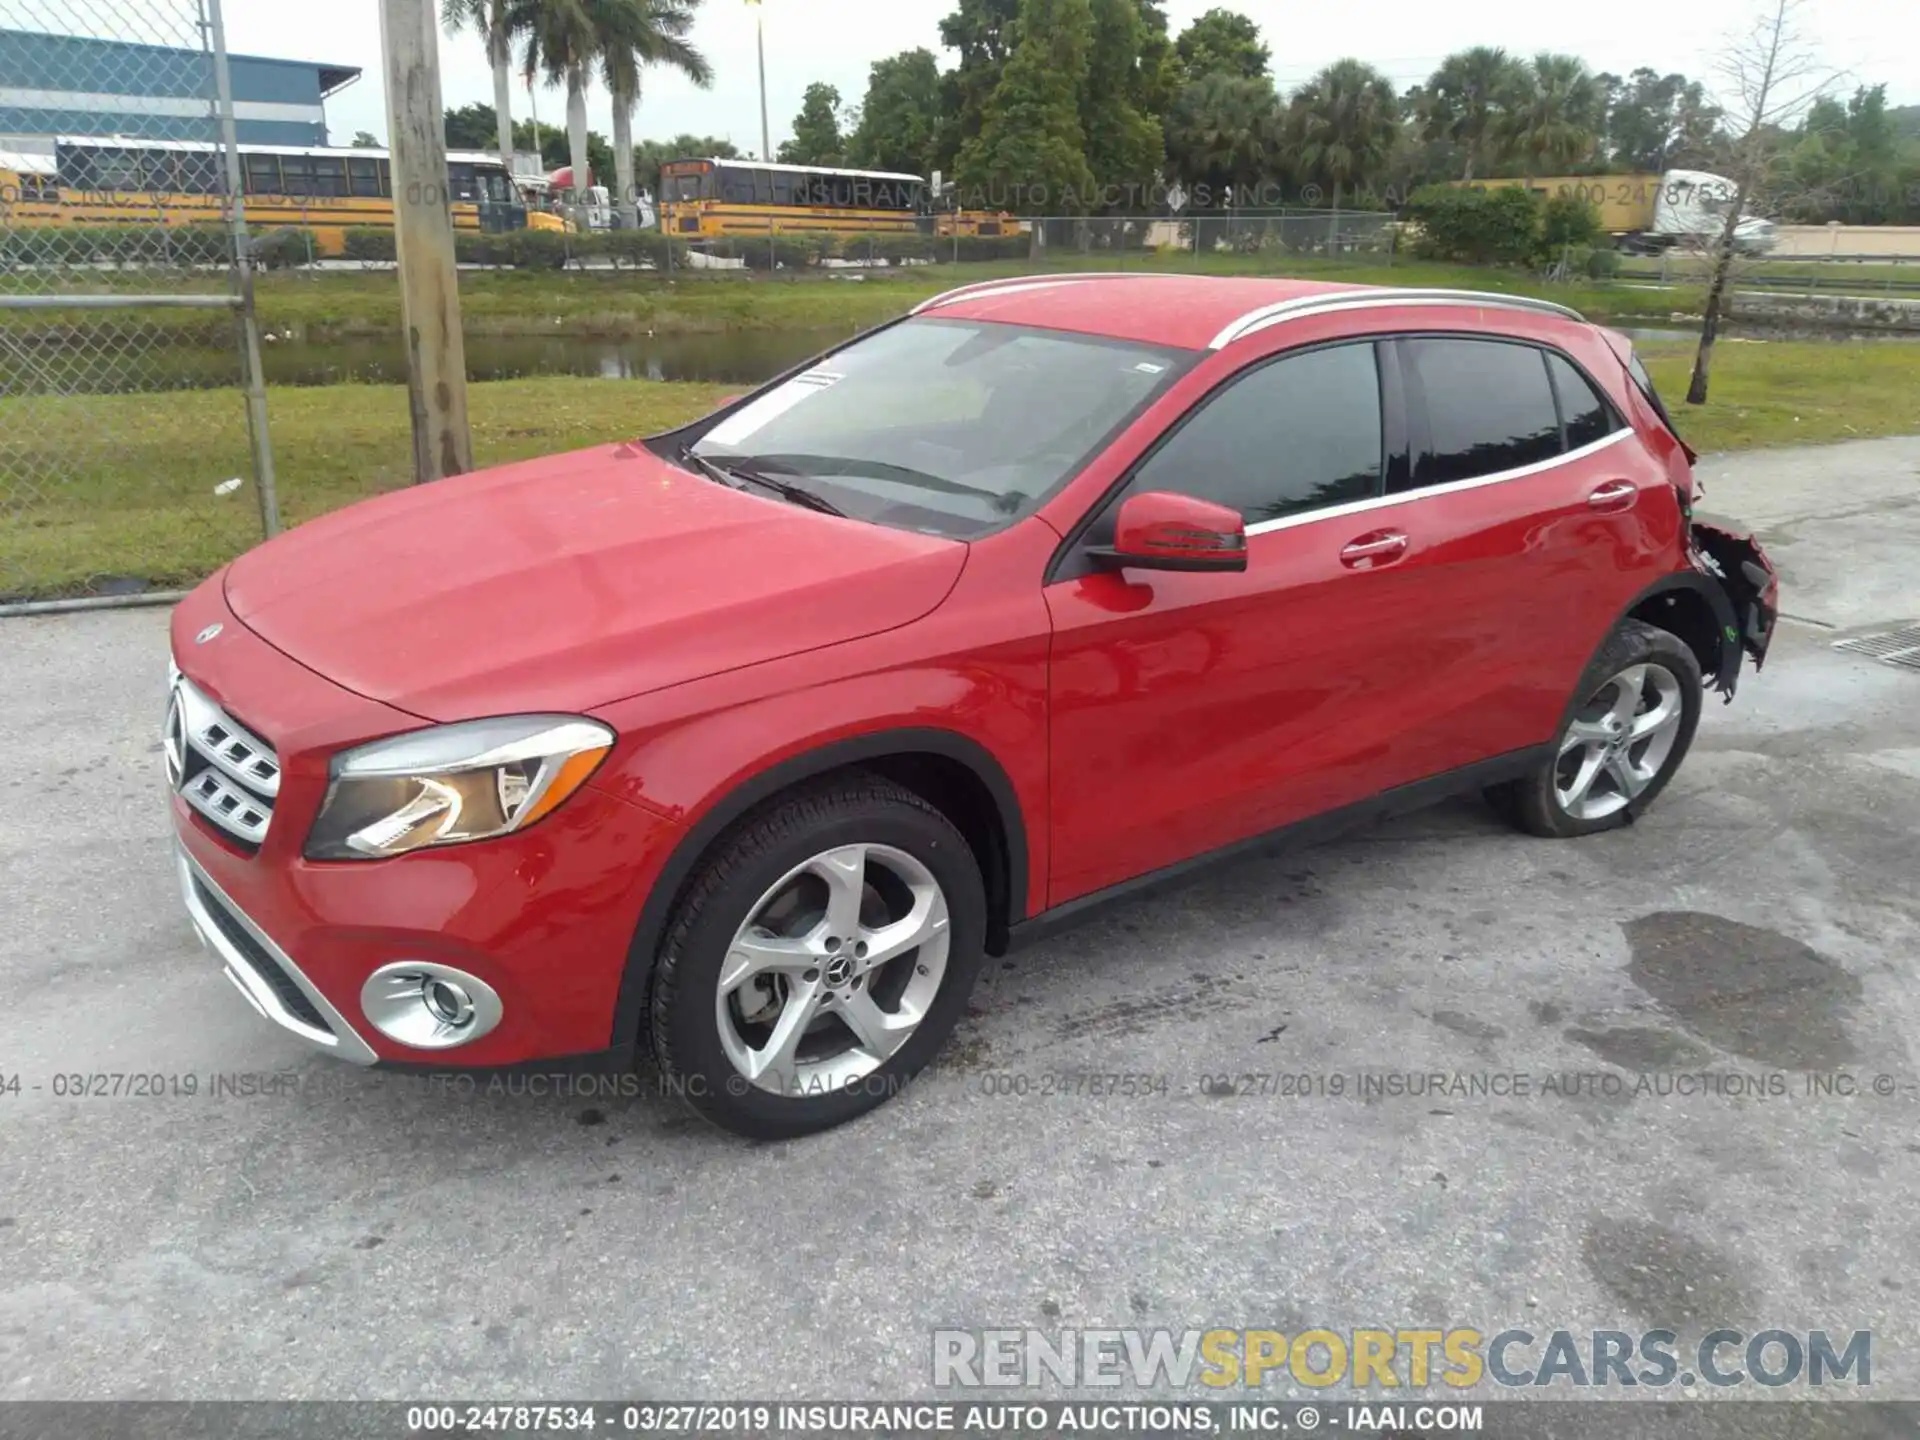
1006;744;1552;951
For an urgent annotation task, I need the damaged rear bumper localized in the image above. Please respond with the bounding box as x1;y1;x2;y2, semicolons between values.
1692;521;1779;694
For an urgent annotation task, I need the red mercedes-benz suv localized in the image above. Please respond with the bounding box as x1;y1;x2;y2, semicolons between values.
166;275;1777;1137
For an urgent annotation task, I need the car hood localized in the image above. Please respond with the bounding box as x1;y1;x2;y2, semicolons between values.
224;442;967;720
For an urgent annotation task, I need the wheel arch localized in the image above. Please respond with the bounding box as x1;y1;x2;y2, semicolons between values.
1622;570;1741;698
608;728;1031;1059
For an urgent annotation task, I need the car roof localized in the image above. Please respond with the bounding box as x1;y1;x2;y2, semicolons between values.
915;273;1586;353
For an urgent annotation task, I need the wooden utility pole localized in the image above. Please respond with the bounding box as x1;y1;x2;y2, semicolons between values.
380;0;473;481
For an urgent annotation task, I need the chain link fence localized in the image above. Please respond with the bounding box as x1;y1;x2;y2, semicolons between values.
659;209;1402;273
0;0;275;609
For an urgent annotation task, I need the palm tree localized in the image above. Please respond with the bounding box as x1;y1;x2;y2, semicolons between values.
1421;46;1525;180
1504;53;1604;177
1288;60;1400;244
443;0;521;175
507;0;601;208
1165;71;1285;205
594;0;711;230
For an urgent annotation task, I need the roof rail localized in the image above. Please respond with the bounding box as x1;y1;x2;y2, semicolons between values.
910;270;1187;315
1209;288;1587;350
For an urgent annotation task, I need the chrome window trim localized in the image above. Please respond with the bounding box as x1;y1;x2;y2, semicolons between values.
1211;289;1586;351
1243;427;1635;538
176;848;378;1066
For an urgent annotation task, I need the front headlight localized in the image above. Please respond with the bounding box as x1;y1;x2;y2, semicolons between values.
306;715;614;861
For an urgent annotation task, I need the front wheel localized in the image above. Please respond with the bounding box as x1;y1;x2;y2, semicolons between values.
647;775;986;1139
1490;619;1703;839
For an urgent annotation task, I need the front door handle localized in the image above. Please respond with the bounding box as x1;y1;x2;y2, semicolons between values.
1340;530;1409;568
1588;481;1638;511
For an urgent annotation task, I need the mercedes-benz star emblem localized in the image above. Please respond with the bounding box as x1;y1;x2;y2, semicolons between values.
195;623;223;645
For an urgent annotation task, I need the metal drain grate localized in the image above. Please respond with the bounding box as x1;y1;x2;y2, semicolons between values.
1834;626;1920;672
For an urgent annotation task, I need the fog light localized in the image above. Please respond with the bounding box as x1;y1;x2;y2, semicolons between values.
360;962;502;1049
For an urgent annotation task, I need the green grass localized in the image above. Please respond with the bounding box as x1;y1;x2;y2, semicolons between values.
1615;256;1920;290
1638;339;1920;452
4;339;1917;602
0;377;729;599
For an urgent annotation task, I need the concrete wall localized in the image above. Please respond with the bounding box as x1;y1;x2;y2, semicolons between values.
1772;225;1920;258
1728;290;1920;331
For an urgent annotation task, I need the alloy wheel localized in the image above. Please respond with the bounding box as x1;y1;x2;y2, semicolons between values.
1554;662;1687;821
715;844;951;1095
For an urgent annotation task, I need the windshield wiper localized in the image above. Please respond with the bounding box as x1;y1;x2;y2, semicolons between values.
739;453;1023;511
679;446;846;517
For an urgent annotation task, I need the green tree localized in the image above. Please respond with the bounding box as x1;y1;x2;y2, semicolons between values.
1163;70;1283;202
1081;0;1164;209
1503;52;1604;177
779;82;848;166
1600;68;1720;171
445;102;503;151
1420;47;1525;180
351;130;381;149
443;0;523;170
848;49;944;178
938;0;1021;168
956;0;1097;216
1131;0;1183;122
1174;7;1269;82
1288;59;1401;216
595;0;711;227
1785;85;1910;224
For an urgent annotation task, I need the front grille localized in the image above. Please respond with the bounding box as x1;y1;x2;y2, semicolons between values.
166;672;280;849
189;874;333;1036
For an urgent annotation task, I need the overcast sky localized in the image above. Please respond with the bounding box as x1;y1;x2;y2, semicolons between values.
216;0;1914;156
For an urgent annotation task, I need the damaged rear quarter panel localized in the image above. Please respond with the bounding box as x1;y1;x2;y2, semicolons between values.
1691;520;1780;676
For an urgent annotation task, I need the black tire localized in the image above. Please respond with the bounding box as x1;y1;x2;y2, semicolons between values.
648;773;987;1140
1488;618;1704;839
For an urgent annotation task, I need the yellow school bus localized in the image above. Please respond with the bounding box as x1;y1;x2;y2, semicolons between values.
0;137;536;256
659;157;1015;241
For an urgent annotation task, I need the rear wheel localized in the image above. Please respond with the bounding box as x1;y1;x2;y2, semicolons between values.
648;775;986;1139
1490;619;1703;838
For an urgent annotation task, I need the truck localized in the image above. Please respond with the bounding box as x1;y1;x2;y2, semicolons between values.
1458;169;1778;254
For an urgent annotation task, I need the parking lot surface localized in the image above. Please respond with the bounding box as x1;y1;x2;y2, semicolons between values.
1;438;1916;1405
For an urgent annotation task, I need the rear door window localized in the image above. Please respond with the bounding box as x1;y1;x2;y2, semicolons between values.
1401;337;1562;488
1545;352;1623;450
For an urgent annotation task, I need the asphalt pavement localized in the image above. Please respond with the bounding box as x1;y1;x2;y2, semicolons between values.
1;437;1916;1407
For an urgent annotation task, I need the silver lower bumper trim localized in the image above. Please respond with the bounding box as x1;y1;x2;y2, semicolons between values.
176;847;378;1066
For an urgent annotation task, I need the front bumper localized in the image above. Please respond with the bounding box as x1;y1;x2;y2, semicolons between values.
168;577;686;1068
173;777;681;1067
178;846;378;1065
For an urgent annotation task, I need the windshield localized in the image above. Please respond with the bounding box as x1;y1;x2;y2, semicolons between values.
690;318;1190;538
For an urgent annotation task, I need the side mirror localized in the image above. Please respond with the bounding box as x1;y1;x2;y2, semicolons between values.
1088;490;1248;574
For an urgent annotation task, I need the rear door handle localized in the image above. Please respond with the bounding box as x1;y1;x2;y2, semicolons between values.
1588;481;1638;511
1340;531;1409;568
